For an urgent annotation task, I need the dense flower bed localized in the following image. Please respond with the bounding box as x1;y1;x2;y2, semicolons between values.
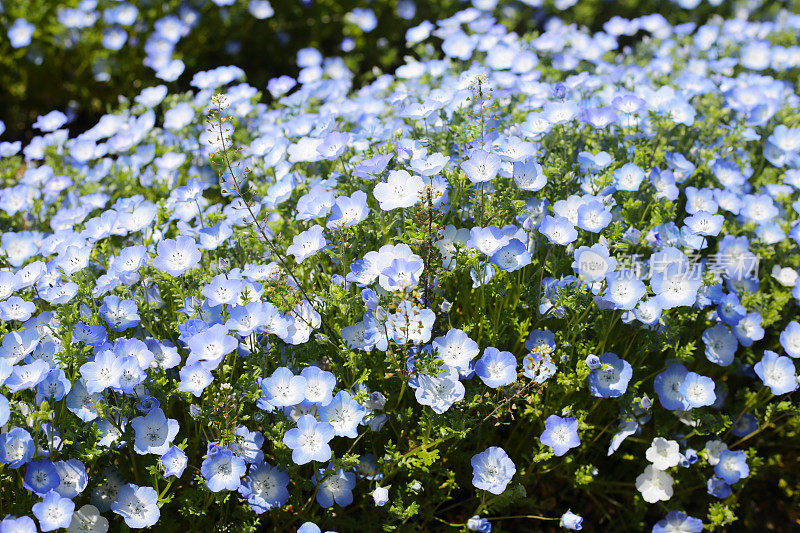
0;0;749;143
1;3;800;532
0;0;465;141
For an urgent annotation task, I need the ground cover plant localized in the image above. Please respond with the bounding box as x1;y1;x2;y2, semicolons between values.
0;0;463;141
0;0;767;143
1;1;800;532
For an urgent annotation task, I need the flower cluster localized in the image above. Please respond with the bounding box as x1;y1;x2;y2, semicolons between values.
1;2;800;532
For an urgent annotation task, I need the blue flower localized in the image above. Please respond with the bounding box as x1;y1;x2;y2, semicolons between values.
114;357;146;394
65;379;100;422
733;312;765;347
467;516;492;532
32;111;68;132
474;348;517;388
604;270;646;310
379;257;424;292
679;372;717;408
469;226;508;255
327;191;369;228
313;467;357;508
353;153;393;180
201;274;245;307
612;94;646;114
202;448;246;492
583;106;618;129
572;243;616;283
373;170;424;210
131;408;180;455
707;476;732;499
300;366;336;406
681;448;698;467
654;363;690;411
523;352;556;383
71;322;108;347
152;236;202;276
345;7;377;32
431;328;480;371
287;225;327;263
371;486;389;506
684;210;724;237
266;75;296;98
0;296;36;322
490;239;531;272
652;511;703;533
0;395;8;427
319;391;368;438
714;449;749;485
754;351;798;395
613;163;645;191
283;414;335;465
731;414;758;438
4;360;49;393
239;462;290;513
161;446;188;478
185;324;239;370
99;295;140;331
32;490;74;531
0;328;38;365
261;367;307;407
740;194;779;225
651;263;703;310
0;427;35;468
111;483;160;528
461;149;502;183
414;365;465;414
560;510;583;530
576;200;611;232
540;415;580;456
178;363;214;396
8;19;35;48
388;302;435;345
297;522;323;533
650;168;679;201
226;302;265;336
23;459;61;496
635;298;663;326
513;159;547;191
79;350;122;394
0;516;36;532
539;215;578;246
588;353;632;398
702;324;737;366
543;101;580;124
178;363;214;392
471;446;516;494
441;30;475;60
780;321;800;358
53;458;88;498
765;125;800;167
316;131;351;160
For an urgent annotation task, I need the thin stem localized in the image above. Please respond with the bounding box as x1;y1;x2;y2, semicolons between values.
209;98;339;343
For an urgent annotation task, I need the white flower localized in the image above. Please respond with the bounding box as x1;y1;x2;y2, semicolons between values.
372;486;389;506
414;366;465;414
635;465;674;503
68;504;110;533
771;265;798;287
645;437;682;470
373;170;425;211
704;439;728;466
